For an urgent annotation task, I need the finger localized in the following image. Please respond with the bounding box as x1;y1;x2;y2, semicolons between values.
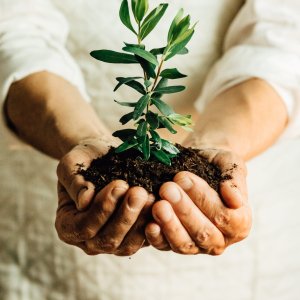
85;186;148;254
57;148;95;210
199;149;247;208
57;182;73;210
159;182;225;254
152;200;201;255
145;222;171;251
174;172;251;240
219;164;248;209
55;180;128;244
115;194;155;256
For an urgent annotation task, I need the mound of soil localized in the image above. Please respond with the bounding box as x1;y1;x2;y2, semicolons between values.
77;145;229;198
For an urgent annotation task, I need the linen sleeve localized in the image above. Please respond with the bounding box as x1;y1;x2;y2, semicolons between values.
195;0;300;138
0;0;89;146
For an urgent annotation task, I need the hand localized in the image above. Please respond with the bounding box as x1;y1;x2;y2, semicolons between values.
56;138;154;256
145;148;252;255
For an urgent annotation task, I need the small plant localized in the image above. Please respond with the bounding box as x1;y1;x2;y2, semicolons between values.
90;0;196;165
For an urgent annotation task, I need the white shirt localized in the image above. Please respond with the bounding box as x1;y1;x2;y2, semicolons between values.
1;1;300;300
1;0;300;144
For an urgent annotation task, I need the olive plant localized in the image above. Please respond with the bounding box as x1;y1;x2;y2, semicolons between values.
91;0;196;165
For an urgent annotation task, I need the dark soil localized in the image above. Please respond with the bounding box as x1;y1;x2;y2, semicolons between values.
77;145;230;199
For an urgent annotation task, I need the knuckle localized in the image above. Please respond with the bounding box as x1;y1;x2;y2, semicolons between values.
179;205;193;219
82;226;98;240
83;247;98;256
195;230;210;245
120;215;133;227
100;237;119;253
116;246;137;257
176;242;197;255
214;210;231;228
69;219;97;241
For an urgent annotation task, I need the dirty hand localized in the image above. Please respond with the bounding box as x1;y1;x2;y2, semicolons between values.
55;138;154;256
145;148;252;255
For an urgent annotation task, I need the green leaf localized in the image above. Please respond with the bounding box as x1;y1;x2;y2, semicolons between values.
151;98;174;116
90;50;138;64
136;56;156;79
135;0;149;22
168;113;193;126
140;4;168;41
127;80;147;94
168;8;184;43
115;77;146;94
119;0;137;35
161;139;180;155
131;0;137;18
171;15;191;42
165;27;195;60
152;77;168;98
133;94;151;120
160;68;187;79
144;79;152;88
113;129;137;141
146;112;159;129
152;149;171;165
155;77;168;90
150;47;165;56
115;139;139;153
114;100;136;107
119;112;134;125
150;130;162;149
158;116;177;134
123;46;158;66
154;85;186;94
124;42;145;49
114;76;143;92
178;47;189;55
137;120;148;136
142;135;150;160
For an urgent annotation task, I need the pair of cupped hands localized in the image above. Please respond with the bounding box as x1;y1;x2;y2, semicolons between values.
55;136;252;256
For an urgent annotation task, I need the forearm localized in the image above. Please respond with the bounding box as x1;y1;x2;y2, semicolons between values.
188;78;288;160
5;71;111;159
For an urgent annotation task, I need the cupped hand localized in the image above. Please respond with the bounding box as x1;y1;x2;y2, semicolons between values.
56;138;154;256
145;148;252;255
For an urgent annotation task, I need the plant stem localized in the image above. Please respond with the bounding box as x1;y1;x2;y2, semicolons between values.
151;57;165;92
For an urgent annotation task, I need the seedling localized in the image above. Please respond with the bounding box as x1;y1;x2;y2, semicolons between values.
90;0;196;165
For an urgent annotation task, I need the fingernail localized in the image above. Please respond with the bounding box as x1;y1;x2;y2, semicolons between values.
148;225;160;237
154;206;173;222
112;187;128;199
163;185;181;204
177;177;193;190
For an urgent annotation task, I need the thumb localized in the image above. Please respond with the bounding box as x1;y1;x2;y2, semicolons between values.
57;155;95;211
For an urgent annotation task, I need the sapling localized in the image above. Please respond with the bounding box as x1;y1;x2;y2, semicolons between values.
90;0;196;166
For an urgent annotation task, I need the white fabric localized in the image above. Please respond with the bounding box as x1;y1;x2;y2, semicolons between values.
196;0;300;138
1;0;300;300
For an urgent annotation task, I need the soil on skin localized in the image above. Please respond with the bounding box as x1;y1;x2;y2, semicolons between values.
77;145;230;198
